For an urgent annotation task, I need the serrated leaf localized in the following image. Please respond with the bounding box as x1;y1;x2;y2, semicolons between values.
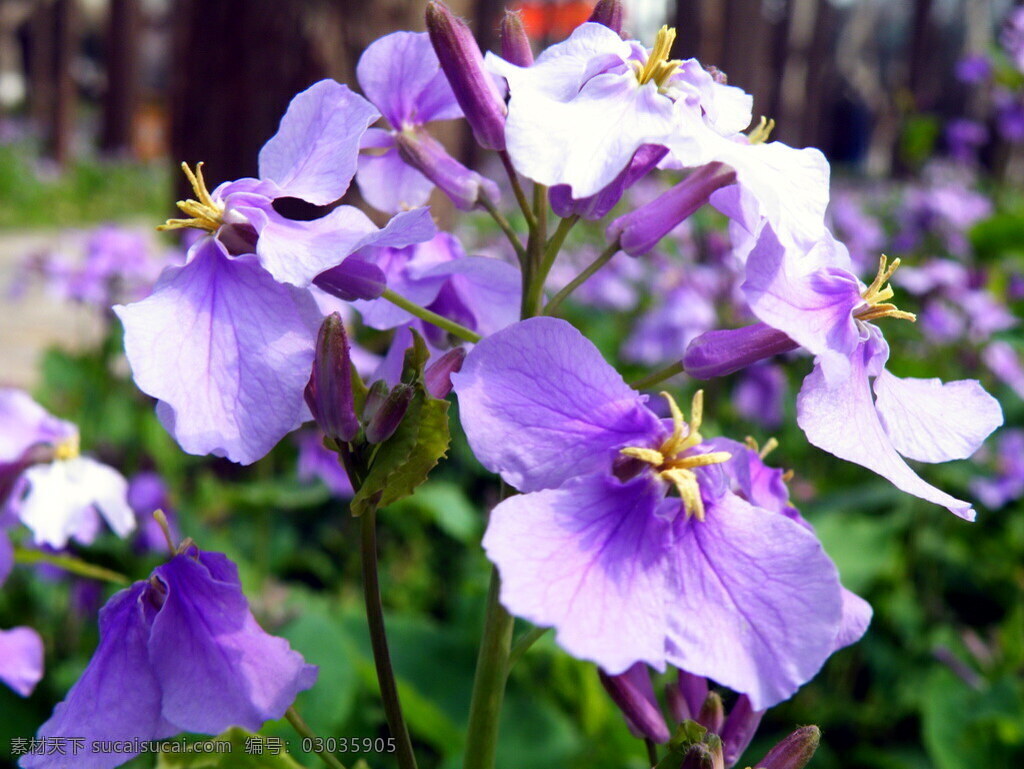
154;728;305;768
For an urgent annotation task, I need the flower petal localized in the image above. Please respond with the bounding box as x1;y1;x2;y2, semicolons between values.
834;588;872;651
0;389;75;462
356;144;436;214
0;627;43;697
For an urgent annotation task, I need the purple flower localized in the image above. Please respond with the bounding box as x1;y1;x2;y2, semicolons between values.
127;472;180;553
116;81;436;465
453;318;856;709
955;54;992;83
983;340;1024;400
22;547;316;769
0;627;44;698
970;429;1024;509
734;364;788;430
622;283;717;365
296;431;353;497
1002;8;1024;72
946;119;988;163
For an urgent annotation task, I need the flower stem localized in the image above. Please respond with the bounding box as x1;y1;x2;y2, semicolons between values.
499;150;537;230
361;506;418;769
645;738;659;766
540;215;578;278
462;567;515;769
480;194;528;264
380;288;481;343
543;239;621;316
630;361;686;390
507;625;549;669
13;547;129;585
285;706;349;769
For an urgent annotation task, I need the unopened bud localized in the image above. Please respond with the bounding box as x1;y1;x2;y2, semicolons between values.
304;313;360;443
684;323;799;380
313;256;388;302
588;0;624;35
668;670;709;723
364;384;414;444
362;380;390;423
500;10;533;66
721;695;764;767
551;144;668;220
599;664;670;744
396;128;500;211
424;348;467;398
756;726;821;769
426;1;507;151
698;691;725;734
678;740;725;769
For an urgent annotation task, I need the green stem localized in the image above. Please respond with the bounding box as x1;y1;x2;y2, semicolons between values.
380;288;481;343
645;738;659;766
13;548;129;585
462;567;516;769
479;195;528;264
499;151;537;230
543;239;621;316
285;706;349;769
629;361;686;390
507;625;549;669
540;215;578;278
361;507;418;769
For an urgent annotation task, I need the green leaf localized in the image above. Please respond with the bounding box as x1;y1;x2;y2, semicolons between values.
154;728;306;768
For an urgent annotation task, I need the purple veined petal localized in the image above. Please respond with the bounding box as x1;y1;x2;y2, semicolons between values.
834;587;872;652
21;584;177;769
503;70;678;198
742;225;863;383
257;80;379;205
796;340;978;520
0;389;76;462
356;143;437;214
114;239;322;466
664;492;844;710
16;457;135;549
149;551;317;734
872;370;1003;463
452;317;664;492
422;255;521;336
357;31;462;127
483;472;672;673
0;626;44;698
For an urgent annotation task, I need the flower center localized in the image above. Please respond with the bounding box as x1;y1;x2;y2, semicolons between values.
746;116;775;144
854;254;917;324
158;162;224;233
53;434;79;461
635;26;683;90
620;390;731;521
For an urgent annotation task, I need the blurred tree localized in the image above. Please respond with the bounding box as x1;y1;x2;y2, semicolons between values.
99;0;139;155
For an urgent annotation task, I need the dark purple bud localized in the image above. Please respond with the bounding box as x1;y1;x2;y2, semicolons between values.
304;313;360;443
668;670;709;722
698;691;725;734
500;10;533;67
599;664;671;744
426;1;507;151
364;384;413;444
756;726;821;769
588;0;624;35
721;695;764;767
607;163;736;256
313;256;387;302
396;128;500;211
678;740;725;769
684;323;799;380
424;348;467;398
362;380;390;423
551;144;668;221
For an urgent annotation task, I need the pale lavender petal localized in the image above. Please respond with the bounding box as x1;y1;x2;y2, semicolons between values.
257;79;379;205
0;389;75;462
665;492;843;710
796;343;978;520
0;627;43;697
115;239;321;465
452;317;663;492
483;473;671;673
834;588;872;651
356;144;436;214
150;551;317;733
873;370;1003;463
425;256;521;336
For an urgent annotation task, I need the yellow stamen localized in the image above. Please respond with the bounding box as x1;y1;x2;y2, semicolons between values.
747;116;776;144
855;255;916;323
635;26;683;89
158;161;224;233
153;510;177;556
54;434;79;461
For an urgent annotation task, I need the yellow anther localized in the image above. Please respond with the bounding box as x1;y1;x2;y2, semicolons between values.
54;434;80;461
747;116;776;144
158;161;225;233
855;254;917;324
621;447;665;466
636;26;683;88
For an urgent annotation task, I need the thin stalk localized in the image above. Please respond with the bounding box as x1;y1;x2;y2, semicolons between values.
479;195;528;263
286;706;349;769
540;215;578;278
532;183;548;240
507;625;549;669
361;507;418;769
630;361;686;390
645;738;659;766
13;548;129;585
380;288;481;343
543;239;621;316
462;567;516;769
499;151;537;230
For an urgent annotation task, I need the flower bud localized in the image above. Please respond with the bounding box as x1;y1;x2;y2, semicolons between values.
424;348;467;398
364;384;414;444
684;323;799;380
304;313;360;444
668;670;709;722
500;10;533;67
678;740;725;769
396;128;500;211
426;1;507;151
720;695;764;767
313;256;387;302
756;726;821;769
588;0;624;35
607;163;736;256
599;664;671;744
551;144;667;221
361;380;390;423
698;691;725;734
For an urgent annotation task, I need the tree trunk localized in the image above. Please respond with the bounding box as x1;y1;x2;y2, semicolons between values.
99;0;139;155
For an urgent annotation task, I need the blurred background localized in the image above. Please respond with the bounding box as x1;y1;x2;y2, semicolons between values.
0;2;1023;769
